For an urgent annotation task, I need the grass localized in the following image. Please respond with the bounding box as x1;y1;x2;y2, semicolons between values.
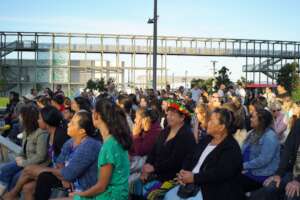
0;97;9;108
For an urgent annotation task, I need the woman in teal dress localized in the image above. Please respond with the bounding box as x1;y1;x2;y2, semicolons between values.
72;98;133;200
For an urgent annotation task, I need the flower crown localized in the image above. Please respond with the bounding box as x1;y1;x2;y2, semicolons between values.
166;99;193;117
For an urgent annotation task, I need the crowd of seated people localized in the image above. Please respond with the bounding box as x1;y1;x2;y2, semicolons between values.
0;83;300;200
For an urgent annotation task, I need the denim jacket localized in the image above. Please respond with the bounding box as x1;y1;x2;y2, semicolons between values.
242;128;280;176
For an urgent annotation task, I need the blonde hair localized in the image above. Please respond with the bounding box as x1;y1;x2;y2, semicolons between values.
195;103;209;128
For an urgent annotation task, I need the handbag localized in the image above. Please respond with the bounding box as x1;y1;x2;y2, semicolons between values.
177;184;200;199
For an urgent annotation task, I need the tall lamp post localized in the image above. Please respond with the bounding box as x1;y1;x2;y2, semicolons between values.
211;60;218;89
148;0;158;91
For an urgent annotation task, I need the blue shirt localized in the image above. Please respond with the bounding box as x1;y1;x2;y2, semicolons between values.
56;137;101;190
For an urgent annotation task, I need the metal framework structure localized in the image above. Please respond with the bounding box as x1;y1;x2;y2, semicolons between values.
1;31;300;95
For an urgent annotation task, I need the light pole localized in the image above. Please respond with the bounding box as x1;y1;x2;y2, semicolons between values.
211;60;218;89
148;0;158;91
211;60;218;79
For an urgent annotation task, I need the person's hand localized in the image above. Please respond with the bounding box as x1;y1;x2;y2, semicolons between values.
15;156;24;167
61;180;73;190
140;172;149;183
69;191;82;197
286;180;300;198
174;173;185;185
133;119;143;136
263;175;281;188
179;170;194;184
23;165;47;177
142;164;154;174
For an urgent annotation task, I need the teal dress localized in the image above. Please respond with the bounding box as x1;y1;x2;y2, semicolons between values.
74;136;130;200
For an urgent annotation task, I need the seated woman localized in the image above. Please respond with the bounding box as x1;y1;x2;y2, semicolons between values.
32;110;101;200
71;96;92;113
222;101;248;148
4;105;70;199
164;108;245;200
239;108;280;194
66;97;133;200
129;107;161;183
130;99;196;200
193;103;209;143
0;104;49;196
117;94;134;131
270;101;287;143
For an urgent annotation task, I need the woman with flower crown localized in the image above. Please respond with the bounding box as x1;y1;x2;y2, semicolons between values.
130;99;196;200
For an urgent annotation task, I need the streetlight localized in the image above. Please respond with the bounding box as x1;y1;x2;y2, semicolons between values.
211;60;218;89
148;0;158;91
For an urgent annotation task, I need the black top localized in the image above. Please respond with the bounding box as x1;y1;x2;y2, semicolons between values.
146;124;196;181
276;118;300;180
52;123;70;157
183;135;245;200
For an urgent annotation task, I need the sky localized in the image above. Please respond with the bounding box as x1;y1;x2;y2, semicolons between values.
1;0;300;82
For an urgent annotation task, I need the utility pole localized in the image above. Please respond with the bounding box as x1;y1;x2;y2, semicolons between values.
147;0;158;91
211;60;218;89
185;70;188;88
211;60;218;79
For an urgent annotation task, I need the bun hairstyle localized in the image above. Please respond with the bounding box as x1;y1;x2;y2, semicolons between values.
95;98;132;150
75;110;95;137
213;108;237;135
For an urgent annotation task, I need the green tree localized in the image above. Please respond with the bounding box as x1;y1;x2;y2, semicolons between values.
191;78;214;93
277;62;300;94
214;66;232;90
86;78;106;92
237;76;247;87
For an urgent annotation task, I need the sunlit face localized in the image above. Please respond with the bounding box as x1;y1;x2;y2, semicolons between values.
67;114;85;138
71;100;80;112
207;112;223;136
249;104;256;115
250;110;259;129
63;109;74;121
161;101;168;112
140;98;148;108
166;109;184;127
195;107;206;125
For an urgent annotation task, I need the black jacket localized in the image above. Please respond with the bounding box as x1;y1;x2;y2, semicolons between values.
52;123;70;157
146;124;196;181
276;118;300;180
183;135;245;200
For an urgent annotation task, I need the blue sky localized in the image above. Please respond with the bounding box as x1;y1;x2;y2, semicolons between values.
1;0;300;81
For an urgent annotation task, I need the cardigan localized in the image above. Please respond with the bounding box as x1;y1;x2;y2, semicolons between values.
146;124;196;181
183;135;245;200
131;121;161;157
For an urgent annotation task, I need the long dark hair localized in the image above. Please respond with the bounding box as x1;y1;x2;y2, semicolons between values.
74;96;92;112
95;98;132;150
40;106;64;128
20;104;39;134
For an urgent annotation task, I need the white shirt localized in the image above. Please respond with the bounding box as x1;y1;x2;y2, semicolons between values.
192;144;217;173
